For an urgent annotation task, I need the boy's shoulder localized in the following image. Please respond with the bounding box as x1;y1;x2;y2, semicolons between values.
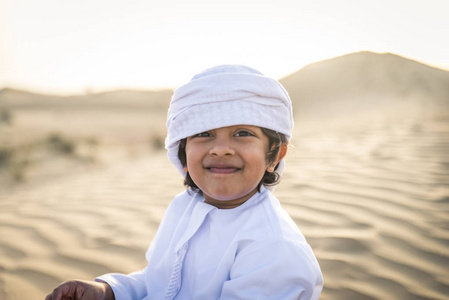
235;192;320;274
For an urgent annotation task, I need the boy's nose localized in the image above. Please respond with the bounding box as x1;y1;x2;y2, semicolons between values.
209;140;235;157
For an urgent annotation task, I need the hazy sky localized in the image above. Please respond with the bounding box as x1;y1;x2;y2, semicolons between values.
1;0;448;94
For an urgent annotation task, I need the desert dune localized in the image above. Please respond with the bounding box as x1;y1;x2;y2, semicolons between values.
0;52;448;299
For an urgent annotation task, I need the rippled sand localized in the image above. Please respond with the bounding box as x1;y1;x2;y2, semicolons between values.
0;117;448;300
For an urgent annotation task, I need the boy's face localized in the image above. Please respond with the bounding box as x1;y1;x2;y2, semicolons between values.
184;125;278;208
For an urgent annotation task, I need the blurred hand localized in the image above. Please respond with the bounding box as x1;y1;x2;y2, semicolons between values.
45;280;115;300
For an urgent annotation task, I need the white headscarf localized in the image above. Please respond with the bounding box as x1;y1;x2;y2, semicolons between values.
165;65;294;184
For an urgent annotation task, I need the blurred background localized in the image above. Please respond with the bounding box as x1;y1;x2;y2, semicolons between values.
0;0;448;299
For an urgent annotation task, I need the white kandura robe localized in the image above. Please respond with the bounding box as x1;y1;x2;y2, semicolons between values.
96;186;323;300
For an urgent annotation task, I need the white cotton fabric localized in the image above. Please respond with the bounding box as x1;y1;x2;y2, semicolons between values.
96;186;323;300
165;65;294;178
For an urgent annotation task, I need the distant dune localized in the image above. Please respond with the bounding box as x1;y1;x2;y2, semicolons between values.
280;51;449;120
0;88;173;110
2;51;449;121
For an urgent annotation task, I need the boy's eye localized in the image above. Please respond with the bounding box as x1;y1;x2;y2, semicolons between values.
235;130;254;137
194;132;213;138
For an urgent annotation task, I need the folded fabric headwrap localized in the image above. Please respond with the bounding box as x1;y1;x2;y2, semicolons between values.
165;65;294;184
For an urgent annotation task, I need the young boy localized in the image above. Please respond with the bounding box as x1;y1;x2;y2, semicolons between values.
46;65;323;300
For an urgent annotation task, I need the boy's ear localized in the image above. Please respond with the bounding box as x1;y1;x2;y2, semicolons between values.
267;144;288;173
182;166;188;173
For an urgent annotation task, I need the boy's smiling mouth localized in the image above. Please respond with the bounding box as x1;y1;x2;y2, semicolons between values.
206;164;241;174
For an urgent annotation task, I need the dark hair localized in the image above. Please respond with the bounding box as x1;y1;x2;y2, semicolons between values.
177;127;288;192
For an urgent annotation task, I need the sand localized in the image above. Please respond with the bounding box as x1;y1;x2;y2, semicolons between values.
0;115;448;300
